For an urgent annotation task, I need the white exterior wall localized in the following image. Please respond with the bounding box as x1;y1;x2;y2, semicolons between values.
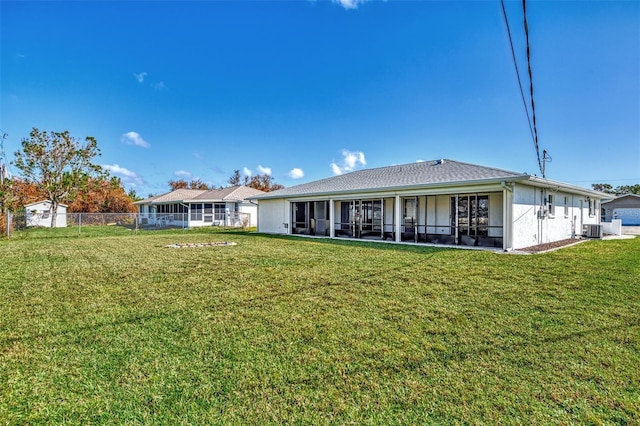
238;202;258;227
257;198;289;234
488;193;503;237
511;184;600;249
425;195;452;234
383;198;395;234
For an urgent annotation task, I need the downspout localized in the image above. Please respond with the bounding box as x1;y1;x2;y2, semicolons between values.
500;181;513;193
248;199;259;231
501;181;513;251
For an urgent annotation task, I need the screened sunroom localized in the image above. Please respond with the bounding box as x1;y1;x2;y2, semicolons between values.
290;192;504;248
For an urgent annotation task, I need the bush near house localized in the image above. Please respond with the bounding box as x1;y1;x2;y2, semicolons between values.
0;228;638;424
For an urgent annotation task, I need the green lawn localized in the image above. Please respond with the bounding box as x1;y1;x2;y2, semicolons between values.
1;227;638;424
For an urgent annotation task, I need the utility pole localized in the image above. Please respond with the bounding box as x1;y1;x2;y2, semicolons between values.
0;132;6;187
0;132;9;237
541;149;552;178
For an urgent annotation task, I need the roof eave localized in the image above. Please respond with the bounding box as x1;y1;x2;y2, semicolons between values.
524;176;611;198
249;175;530;200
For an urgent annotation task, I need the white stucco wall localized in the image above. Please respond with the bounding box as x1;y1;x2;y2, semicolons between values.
256;198;289;234
238;202;258;227
511;184;600;249
425;195;452;234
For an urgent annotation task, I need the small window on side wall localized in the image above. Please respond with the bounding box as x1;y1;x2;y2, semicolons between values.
547;194;555;218
564;196;569;217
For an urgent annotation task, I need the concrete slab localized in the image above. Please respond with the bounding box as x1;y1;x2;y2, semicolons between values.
622;226;640;235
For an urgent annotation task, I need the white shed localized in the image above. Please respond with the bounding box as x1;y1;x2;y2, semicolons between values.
24;201;68;228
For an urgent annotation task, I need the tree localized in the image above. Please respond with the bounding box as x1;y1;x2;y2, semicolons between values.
168;179;189;190
188;179;209;190
127;188;143;202
13;128;103;227
168;179;210;191
591;183;614;194
614;184;640;195
592;183;640;196
67;177;136;213
248;174;284;192
228;170;249;187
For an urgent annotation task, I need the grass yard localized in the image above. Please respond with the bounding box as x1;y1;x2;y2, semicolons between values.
1;227;638;424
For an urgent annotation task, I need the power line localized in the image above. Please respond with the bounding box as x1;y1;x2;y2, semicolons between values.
500;0;545;177
522;0;544;177
500;0;535;145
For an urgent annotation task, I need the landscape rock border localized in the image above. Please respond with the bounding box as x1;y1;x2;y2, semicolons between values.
164;241;237;248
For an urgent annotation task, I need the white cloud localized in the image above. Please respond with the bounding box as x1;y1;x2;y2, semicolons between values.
330;150;366;175
257;165;272;175
174;170;192;178
102;164;144;186
133;72;147;83
121;131;150;148
288;168;304;179
243;167;252;177
154;81;167;91
332;0;369;9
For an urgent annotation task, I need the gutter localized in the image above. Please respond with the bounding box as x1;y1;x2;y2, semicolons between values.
248;175;530;201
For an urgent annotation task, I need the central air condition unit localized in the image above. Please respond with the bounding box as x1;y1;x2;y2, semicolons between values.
582;224;602;239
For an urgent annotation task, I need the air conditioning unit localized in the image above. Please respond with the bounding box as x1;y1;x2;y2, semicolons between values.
582;224;602;239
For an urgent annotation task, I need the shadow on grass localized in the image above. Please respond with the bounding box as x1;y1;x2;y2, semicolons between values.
4;226;455;255
246;231;454;254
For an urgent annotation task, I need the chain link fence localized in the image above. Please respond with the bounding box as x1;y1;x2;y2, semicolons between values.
2;211;251;238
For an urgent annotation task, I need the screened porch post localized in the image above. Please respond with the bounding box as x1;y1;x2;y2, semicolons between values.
329;199;335;238
394;195;401;243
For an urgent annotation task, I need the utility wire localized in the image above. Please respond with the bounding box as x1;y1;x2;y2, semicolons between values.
500;0;535;146
522;0;544;177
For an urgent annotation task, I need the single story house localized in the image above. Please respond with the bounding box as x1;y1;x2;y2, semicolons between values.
25;200;67;228
601;194;640;225
248;159;609;251
134;185;264;228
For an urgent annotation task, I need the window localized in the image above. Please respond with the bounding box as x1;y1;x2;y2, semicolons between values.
588;198;595;217
190;203;203;221
215;203;226;221
547;194;555;217
204;203;213;223
564;196;569;217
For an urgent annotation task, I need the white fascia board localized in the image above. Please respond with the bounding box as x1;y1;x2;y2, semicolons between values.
524;177;611;199
252;176;530;201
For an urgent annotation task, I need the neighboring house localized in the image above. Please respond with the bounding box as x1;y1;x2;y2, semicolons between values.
248;159;609;251
134;186;264;228
24;201;68;228
602;194;640;225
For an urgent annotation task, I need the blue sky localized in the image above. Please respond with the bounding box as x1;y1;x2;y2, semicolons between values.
1;0;638;197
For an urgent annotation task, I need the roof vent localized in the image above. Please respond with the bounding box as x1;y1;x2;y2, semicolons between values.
435;159;444;165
